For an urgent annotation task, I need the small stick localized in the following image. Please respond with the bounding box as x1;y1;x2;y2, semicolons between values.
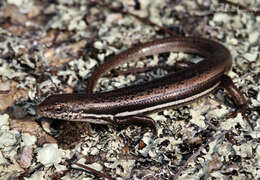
73;162;116;180
219;0;260;16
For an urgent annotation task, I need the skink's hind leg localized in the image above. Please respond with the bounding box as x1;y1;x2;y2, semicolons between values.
220;75;258;129
115;116;157;136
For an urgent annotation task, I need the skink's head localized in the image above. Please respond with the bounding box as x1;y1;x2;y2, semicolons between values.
36;94;86;121
36;94;111;124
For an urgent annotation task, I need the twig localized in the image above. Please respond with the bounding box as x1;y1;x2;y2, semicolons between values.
219;0;260;16
73;162;116;180
172;130;230;180
0;90;10;94
205;121;219;131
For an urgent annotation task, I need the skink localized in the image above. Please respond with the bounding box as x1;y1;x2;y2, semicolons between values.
36;37;251;133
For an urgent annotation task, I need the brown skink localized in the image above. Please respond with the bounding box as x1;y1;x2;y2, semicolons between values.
36;37;252;132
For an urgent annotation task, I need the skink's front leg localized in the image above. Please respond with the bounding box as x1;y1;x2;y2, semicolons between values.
115;116;157;135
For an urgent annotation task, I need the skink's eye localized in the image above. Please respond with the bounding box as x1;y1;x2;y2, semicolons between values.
55;106;63;113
